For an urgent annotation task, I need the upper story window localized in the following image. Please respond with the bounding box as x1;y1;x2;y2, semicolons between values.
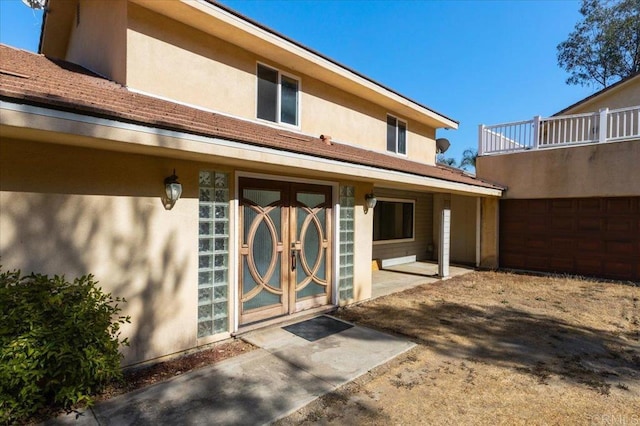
257;63;299;126
387;115;407;155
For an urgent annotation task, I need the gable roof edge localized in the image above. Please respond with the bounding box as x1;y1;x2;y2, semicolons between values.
554;72;640;116
203;0;458;128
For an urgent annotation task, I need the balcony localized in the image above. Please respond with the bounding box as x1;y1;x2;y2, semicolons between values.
478;105;640;156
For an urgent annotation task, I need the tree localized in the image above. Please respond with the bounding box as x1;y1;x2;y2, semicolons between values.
557;0;640;88
436;154;457;167
459;148;478;171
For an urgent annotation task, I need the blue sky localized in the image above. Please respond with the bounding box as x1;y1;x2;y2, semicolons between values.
1;0;598;164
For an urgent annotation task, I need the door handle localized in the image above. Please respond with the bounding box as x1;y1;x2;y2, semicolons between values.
291;243;297;271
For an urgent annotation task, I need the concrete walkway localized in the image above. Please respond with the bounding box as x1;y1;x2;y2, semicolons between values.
48;316;414;426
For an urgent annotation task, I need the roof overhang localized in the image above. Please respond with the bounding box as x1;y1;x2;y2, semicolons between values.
0;100;496;196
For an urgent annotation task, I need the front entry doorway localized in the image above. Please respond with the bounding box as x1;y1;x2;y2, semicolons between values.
239;177;333;325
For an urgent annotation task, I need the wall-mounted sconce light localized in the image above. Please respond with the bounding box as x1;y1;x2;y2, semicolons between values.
364;193;377;214
162;169;183;210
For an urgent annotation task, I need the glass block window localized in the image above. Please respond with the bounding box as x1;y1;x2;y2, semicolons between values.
198;171;230;338
338;186;355;301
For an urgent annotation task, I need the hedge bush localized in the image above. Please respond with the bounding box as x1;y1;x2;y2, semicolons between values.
0;268;130;423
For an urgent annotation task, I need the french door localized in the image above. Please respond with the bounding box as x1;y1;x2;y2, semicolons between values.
239;178;332;325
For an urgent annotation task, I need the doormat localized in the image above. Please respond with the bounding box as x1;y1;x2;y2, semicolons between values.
283;316;353;342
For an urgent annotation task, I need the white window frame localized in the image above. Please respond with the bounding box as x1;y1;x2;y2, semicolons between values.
256;62;301;128
386;114;408;156
372;197;416;245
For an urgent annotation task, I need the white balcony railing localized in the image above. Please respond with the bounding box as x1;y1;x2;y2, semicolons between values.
479;106;640;155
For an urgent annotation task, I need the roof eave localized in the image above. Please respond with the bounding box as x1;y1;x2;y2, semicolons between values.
0;99;496;195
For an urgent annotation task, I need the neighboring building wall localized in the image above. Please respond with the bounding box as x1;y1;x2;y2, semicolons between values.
476;140;640;199
560;77;640;114
477;74;640;279
65;0;127;84
372;188;434;263
500;197;640;282
476;78;640;279
124;4;437;165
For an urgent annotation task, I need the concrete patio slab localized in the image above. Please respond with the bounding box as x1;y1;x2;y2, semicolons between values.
372;261;474;299
47;316;414;426
244;316;415;388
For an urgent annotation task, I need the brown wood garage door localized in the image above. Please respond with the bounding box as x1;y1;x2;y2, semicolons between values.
500;197;640;282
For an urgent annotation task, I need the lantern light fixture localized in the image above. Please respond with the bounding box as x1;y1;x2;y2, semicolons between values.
364;193;377;214
163;169;182;210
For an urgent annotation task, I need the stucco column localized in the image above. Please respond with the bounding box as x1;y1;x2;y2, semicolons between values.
476;197;481;267
353;182;374;302
438;195;451;278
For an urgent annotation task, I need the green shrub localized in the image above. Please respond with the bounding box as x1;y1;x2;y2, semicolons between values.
0;268;130;423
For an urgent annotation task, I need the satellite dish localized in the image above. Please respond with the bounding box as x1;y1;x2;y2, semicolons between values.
436;138;450;154
21;0;46;9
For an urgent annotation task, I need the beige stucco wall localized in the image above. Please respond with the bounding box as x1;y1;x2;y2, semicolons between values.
0;138;208;365
432;193;478;265
479;197;499;269
349;182;374;303
561;76;640;114
0;136;378;364
299;78;437;164
125;3;437;164
450;195;477;264
126;3;255;120
477;140;640;199
65;0;127;84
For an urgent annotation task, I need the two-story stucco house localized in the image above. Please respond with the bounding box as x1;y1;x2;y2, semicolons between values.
0;0;503;366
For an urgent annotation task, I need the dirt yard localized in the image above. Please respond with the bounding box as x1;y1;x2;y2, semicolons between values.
276;271;640;425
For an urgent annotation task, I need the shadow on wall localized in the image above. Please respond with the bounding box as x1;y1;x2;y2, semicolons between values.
0;192;191;365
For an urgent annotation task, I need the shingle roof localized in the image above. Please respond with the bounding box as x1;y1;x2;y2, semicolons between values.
0;44;502;191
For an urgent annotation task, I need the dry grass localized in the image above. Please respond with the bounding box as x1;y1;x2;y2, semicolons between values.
277;271;640;425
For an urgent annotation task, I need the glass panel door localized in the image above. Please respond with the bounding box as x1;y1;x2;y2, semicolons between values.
239;179;289;325
291;184;332;312
239;178;332;325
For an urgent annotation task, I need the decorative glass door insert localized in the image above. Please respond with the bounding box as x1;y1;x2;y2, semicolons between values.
239;178;332;325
